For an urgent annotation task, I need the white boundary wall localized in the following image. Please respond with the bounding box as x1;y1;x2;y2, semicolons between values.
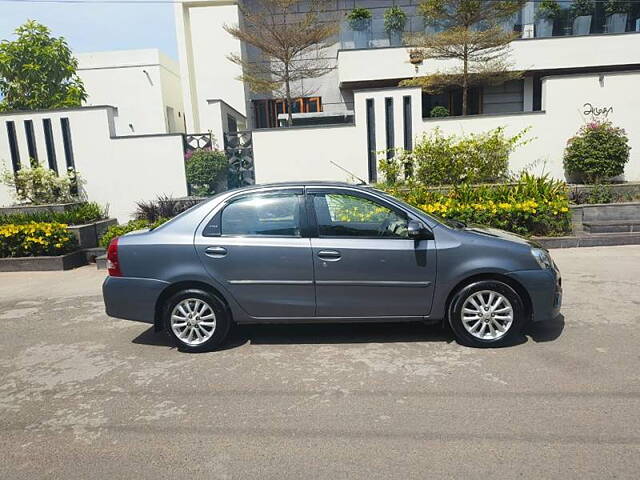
0;106;188;221
252;71;640;183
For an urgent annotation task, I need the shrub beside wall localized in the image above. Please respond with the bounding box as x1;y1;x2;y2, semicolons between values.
99;218;168;248
0;222;77;258
564;121;631;183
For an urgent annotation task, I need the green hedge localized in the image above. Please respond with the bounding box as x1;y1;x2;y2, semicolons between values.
0;222;77;258
381;174;572;237
0;202;107;226
99;218;168;248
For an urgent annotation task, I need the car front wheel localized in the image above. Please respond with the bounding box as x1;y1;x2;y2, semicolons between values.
448;280;526;348
163;289;231;352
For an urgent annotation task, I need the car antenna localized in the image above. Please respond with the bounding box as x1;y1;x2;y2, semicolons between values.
329;160;367;185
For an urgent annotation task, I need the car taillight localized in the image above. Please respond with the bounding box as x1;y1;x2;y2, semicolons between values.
106;237;122;277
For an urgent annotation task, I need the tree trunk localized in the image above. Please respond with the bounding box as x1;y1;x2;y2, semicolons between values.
284;65;293;127
462;44;468;116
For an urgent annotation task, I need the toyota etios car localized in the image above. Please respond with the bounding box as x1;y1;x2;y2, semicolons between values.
103;182;561;351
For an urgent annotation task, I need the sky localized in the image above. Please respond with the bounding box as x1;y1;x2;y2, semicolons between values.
0;0;178;59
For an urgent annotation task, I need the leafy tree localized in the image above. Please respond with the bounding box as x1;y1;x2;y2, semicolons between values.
402;0;525;115
0;20;86;112
224;0;338;126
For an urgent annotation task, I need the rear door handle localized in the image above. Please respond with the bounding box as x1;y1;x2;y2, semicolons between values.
317;250;341;261
205;246;227;258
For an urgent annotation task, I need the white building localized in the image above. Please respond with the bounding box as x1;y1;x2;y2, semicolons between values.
174;0;640;182
77;49;186;136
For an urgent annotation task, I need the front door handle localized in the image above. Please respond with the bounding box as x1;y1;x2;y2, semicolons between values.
317;250;341;261
205;246;227;258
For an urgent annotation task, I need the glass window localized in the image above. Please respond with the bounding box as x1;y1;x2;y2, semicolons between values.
221;194;301;237
313;193;408;238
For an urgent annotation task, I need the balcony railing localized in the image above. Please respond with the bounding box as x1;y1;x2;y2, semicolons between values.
338;6;640;50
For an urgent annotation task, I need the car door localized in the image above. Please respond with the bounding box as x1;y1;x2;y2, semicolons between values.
307;187;436;318
194;188;315;318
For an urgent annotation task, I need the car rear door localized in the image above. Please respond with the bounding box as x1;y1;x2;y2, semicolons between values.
307;187;436;318
194;188;315;319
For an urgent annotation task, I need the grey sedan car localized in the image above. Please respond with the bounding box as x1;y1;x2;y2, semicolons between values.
103;182;561;351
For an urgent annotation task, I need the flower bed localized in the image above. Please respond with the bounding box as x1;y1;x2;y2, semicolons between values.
381;174;573;237
0;222;77;258
0;202;107;226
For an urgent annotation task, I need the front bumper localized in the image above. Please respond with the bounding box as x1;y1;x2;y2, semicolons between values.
102;276;169;324
506;267;562;322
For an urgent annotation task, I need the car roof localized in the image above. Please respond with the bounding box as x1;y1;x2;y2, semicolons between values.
228;181;370;193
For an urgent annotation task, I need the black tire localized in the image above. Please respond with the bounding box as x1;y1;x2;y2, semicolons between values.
163;289;231;353
448;280;525;348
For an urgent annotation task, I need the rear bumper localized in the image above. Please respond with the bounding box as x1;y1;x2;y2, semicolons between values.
507;268;562;322
102;276;169;324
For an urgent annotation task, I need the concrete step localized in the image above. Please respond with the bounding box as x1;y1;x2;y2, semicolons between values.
578;202;640;222
583;220;640;234
96;254;107;270
536;232;640;249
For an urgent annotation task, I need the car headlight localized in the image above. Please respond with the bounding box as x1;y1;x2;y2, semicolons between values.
531;247;553;269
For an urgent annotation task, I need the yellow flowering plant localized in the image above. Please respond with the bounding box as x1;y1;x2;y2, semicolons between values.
380;173;572;237
0;222;77;258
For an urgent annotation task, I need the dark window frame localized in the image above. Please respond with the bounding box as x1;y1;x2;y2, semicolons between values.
24;120;38;164
60;117;75;170
5;121;21;172
366;98;377;182
385;97;395;159
42;118;58;174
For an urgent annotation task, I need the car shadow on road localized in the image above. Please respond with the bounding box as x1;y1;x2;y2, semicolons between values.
131;321;456;352
524;314;565;343
132;316;565;352
235;322;455;346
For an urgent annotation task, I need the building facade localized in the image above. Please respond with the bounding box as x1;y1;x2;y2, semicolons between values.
174;0;640;182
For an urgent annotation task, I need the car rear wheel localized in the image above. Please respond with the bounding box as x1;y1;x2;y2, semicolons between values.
448;280;525;348
163;289;230;352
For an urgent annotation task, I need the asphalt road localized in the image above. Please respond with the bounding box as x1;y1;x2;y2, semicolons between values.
0;245;639;479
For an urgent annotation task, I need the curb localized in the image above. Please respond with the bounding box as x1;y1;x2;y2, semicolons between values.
534;232;640;249
0;250;88;272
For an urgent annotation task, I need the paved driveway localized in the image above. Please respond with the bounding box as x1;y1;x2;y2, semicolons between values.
0;246;639;479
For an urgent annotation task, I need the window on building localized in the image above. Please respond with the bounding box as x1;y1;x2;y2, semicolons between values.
42;119;58;173
24;120;38;164
253;97;322;128
5;121;20;172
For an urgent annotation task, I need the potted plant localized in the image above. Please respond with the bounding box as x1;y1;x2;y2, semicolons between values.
605;0;630;33
429;106;450;118
346;7;372;49
535;0;561;37
384;6;407;47
570;0;594;35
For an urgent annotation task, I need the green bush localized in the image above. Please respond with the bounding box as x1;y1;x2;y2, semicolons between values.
0;202;107;225
99;218;168;248
383;6;406;32
604;0;630;15
563;121;630;183
380;127;528;186
536;0;561;20
135;195;201;223
1;165;83;204
346;8;372;30
0;222;77;258
429;106;449;118
184;148;228;196
571;0;594;17
381;173;571;237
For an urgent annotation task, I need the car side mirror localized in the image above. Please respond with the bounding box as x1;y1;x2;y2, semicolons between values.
407;220;433;240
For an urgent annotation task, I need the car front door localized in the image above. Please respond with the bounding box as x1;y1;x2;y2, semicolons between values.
195;188;315;319
307;188;436;318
